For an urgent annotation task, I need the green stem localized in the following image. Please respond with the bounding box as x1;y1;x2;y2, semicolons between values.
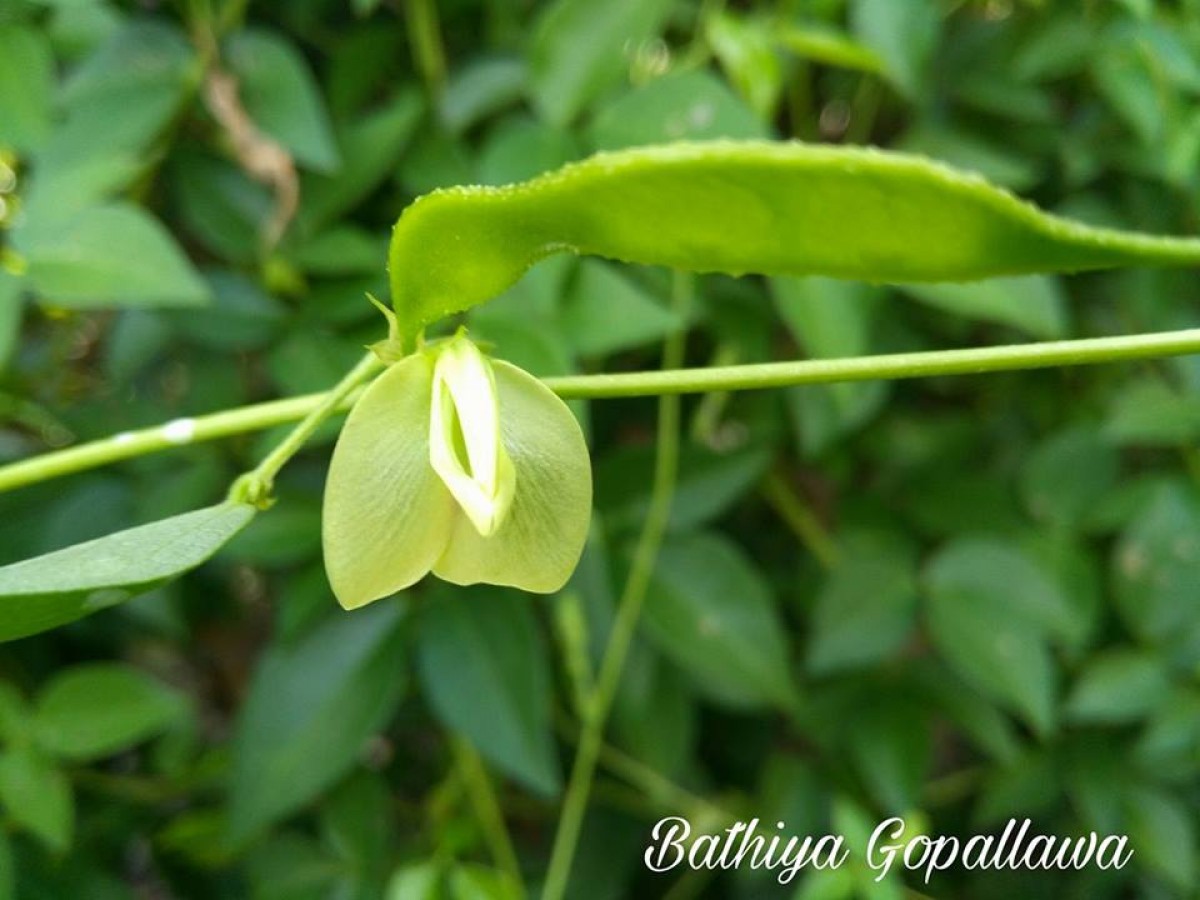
451;736;525;892
402;0;447;96
540;275;690;900
545;327;1200;397
2;329;1199;494
761;470;838;570
228;351;382;506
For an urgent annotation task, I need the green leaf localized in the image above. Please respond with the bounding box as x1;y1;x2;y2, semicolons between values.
1125;786;1197;891
1113;485;1200;648
561;261;680;357
33;664;186;761
774;25;884;75
1104;378;1200;446
299;90;424;231
163;270;287;352
477;117;580;186
0;273;22;372
171;152;273;265
0;683;29;745
807;533;917;675
845;699;930;814
596;441;771;534
229;601;407;841
19;204;211;309
773;276;886;453
0;25;53;153
1065;649;1170;725
1020;426;1119;527
705;12;782;120
642;532;795;710
0;503;255;642
416;587;560;796
225;29;340;172
898;275;1068;339
0;832;13;900
388;142;1200;340
850;0;940;98
924;539;1068;735
0;745;72;854
386;862;442;900
528;0;675;126
26;21;195;219
587;71;767;151
440;57;527;134
447;865;523;900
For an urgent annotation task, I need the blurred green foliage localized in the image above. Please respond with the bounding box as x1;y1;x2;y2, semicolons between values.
1;0;1200;897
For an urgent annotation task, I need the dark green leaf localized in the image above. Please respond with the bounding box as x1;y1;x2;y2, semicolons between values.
33;664;186;761
299;90;423;231
529;0;675;125
1125;786;1197;891
226;29;340;172
898;275;1067;339
587;71;768;151
1020;426;1119;527
850;0;939;98
416;587;560;796
1065;649;1170;724
924;539;1067;734
0;745;72;854
642;532;796;710
0;273;22;372
229;601;407;840
1113;485;1200;648
440;57;527;134
561;260;681;357
807;533;917;674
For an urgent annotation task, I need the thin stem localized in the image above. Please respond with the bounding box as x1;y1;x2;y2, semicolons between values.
553;711;735;827
761;470;838;570
2;328;1200;494
451;736;525;892
228;351;381;506
540;275;690;900
402;0;447;96
596;742;733;827
545;327;1200;397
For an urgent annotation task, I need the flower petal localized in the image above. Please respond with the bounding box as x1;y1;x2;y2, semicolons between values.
323;353;456;609
433;360;592;593
429;336;516;536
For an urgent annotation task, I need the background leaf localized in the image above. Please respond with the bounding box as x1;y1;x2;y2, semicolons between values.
33;664;186;761
416;587;560;796
529;0;675;126
229;601;408;840
641;532;796;710
225;29;340;172
0;504;255;642
19;205;211;309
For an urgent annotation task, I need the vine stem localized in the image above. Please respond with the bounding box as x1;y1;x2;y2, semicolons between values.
227;351;382;506
2;329;1200;494
540;274;690;900
451;736;525;892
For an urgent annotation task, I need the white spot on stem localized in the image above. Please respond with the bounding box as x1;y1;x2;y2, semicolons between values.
162;418;196;444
